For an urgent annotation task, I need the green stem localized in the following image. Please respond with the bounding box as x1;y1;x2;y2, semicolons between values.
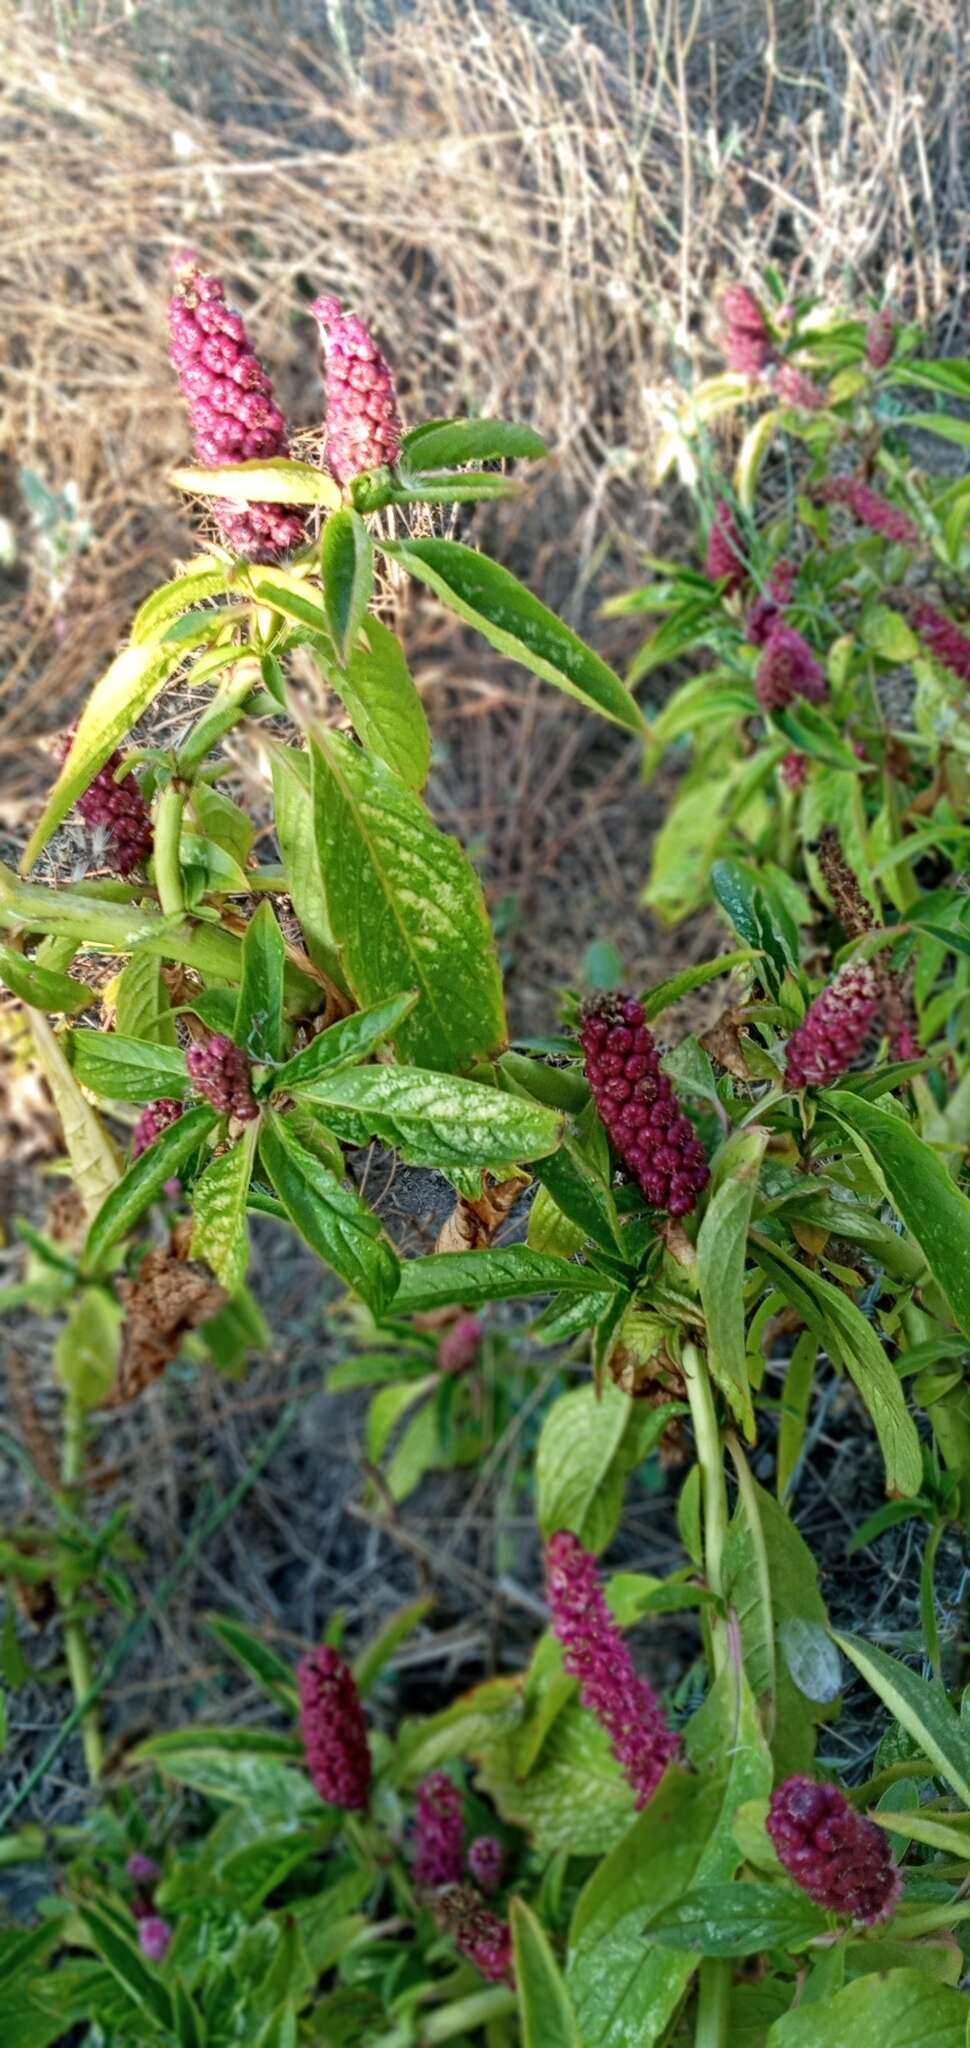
153;783;186;915
178;670;261;775
682;1343;729;1673
695;1958;731;2048
370;1988;517;2048
59;1396;104;1787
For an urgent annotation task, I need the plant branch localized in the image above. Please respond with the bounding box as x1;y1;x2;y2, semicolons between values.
153;781;186;915
59;1397;104;1787
682;1341;729;1674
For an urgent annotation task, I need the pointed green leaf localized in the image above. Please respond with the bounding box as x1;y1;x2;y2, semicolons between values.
83;1104;220;1272
268;744;349;991
0;943;88;1015
697;1130;767;1437
401;418;549;468
537;1381;633;1552
191;1124;258;1292
170;457;341;507
642;950;761;1021
293;1063;563;1171
130;562;232;644
206;1614;298;1707
394;1246;606;1312
320;508;374;664
352;1595;435;1698
76;1901;173;2032
271;991;418;1093
312;616;432;791
824;1091;970;1339
235;901;286;1063
115;952;177;1047
766;1969;969;2048
647;1883;825;1955
309;729;505;1071
512;1897;584;2048
380;537;643;733
832;1631;970;1805
55;1288;123;1409
259;1110;399;1314
65;1030;189;1104
26;1010;121;1220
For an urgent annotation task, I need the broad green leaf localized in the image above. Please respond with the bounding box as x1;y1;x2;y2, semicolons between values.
532;1134;624;1258
536;1381;633;1552
320;508;374;664
0;944;88;1014
83;1104;220;1272
27;1010;121;1221
353;1595;435;1698
384;1396;440;1500
271;991;418;1093
898;413;970;448
628;599;720;685
873;1807;970;1860
55;1287;123;1408
401;418;549;468
259;1111;399;1315
65;1030;189;1104
380;537;643;734
22;638;187;872
648;1883;825;1955
170;457;341;507
723;1476;833;1775
832;1632;970;1805
178;828;250;897
528;1182;589;1257
477;1698;635;1858
697;1129;767;1436
766;1969;969;2048
891;360;970;400
115;952;177;1048
190;782;255;869
268;744;349;991
206;1614;298;1707
751;1240;922;1496
235;901;286;1064
130;562;232;644
773;701;865;772
367;1377;435;1463
394;1246;607;1312
130;1740;321;1821
76;1901;173;2032
512;1897;584;2048
396;1675;522;1782
824;1091;970;1339
294;1063;563;1172
191;1124;258;1292
309;729;505;1071
642;950;761;1021
315;617;431;791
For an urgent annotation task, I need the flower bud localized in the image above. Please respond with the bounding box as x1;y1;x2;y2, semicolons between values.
185;1035;259;1121
132;1100;183;1159
705;502;748;591
755;623;827;712
545;1530;679;1807
298;1645;371;1810
413;1772;465;1888
467;1835;504;1896
865;311;896;369
768;1776;901;1924
312;296;403;484
437;1315;483;1375
137;1916;172;1962
784;960;879;1089
581;994;708;1219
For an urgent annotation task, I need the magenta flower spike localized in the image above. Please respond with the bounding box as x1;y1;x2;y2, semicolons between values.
168;251;305;561
773;364;828;411
185;1035;259;1121
768;1776;901;1924
413;1772;466;1889
132;1100;183;1158
819;476;918;546
138;1916;172;1962
545;1529;679;1807
437;1315;483;1375
58;730;153;877
865;311;896;369
436;1886;514;1984
755;622;827;712
705;502;748;591
783;960;879;1089
912;603;970;684
312;295;403;485
467;1835;504;1896
298;1645;372;1811
581;994;708;1218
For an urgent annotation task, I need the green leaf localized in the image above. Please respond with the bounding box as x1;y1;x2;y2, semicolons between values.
0;944;88;1014
352;1595;435;1698
723;1476;833;1775
697;1130;767;1437
380;537;643;734
751;1240;922;1496
532;1130;625;1258
477;1697;635;1858
832;1631;970;1805
115;952;177;1047
512;1898;584;2048
642;950;761;1022
268;744;348;992
294;1063;564;1172
647;1882;826;1955
54;1287;123;1408
272;991;418;1093
401;417;549;468
309;729;505;1072
22;638;187;872
235;901;286;1064
131;1739;321;1821
873;1806;970;1860
83;1104;220;1272
320;508;374;665
26;1010;121;1220
259;1110;399;1315
76;1900;173;2033
130;563;231;645
394;1246;606;1312
891;359;970;400
65;1029;189;1104
190;782;255;869
206;1614;298;1707
170;457;341;507
315;616;432;791
766;1969;969;2048
191;1124;258;1292
536;1381;633;1552
823;1091;970;1339
178;829;250;898
898;412;970;448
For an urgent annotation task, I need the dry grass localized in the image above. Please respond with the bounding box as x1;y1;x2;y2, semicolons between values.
1;0;967;780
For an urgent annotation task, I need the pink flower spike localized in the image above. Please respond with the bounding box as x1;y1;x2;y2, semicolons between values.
138;1916;172;1962
912;603;970;684
773;364;828;411
312;296;403;485
413;1773;465;1889
298;1646;372;1810
435;1887;514;1984
185;1035;259;1122
467;1835;504;1896
437;1316;483;1375
768;1776;901;1925
545;1530;679;1807
865;311;896;369
580;994;708;1220
819;477;918;546
755;622;827;711
705;502;748;592
783;960;879;1090
132;1100;183;1159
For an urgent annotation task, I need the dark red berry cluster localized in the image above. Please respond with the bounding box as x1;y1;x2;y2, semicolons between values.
185;1034;259;1121
755;621;827;713
767;1776;901;1925
704;501;747;591
912;602;970;684
168;252;305;561
466;1835;504;1896
784;960;879;1089
311;296;403;484
818;476;918;546
721;285;776;375
435;1886;514;1985
546;1530;680;1807
413;1772;465;1889
60;732;153;877
131;1099;183;1159
580;995;709;1218
865;310;896;369
298;1646;372;1811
